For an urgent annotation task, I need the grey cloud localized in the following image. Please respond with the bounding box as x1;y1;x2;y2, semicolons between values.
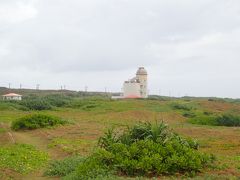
0;0;240;97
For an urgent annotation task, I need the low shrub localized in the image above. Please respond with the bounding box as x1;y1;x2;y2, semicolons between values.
215;114;240;127
45;155;122;180
44;156;85;177
171;103;193;111
203;111;213;116
182;111;196;118
0;144;48;174
11;114;68;130
99;122;199;150
67;99;99;110
20;99;52;111
189;113;240;127
45;122;214;179
0;101;24;111
43;94;71;107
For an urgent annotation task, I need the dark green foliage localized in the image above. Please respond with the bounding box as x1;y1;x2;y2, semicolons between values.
17;94;72;110
189;113;240;127
43;94;70;107
11;114;67;130
20;99;52;110
96;123;212;176
67;98;103;110
215;114;240;127
182;111;196;118
171;103;193;111
188;114;218;126
203;111;213;115
99;122;199;150
45;154;119;180
45;122;213;179
96;140;212;176
63;154;113;180
147;95;170;101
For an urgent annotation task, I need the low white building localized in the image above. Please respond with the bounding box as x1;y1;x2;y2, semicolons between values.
2;93;22;101
123;67;148;98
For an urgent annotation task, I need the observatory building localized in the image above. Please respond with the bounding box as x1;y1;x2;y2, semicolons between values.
123;67;148;98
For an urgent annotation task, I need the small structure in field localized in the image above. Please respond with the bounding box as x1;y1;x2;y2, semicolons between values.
123;67;148;98
2;93;22;101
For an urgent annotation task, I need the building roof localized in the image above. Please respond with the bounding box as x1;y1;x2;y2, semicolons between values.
136;67;147;75
2;93;22;97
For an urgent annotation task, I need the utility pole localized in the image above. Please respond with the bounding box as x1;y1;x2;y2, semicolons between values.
20;84;22;89
8;83;11;89
85;86;88;92
63;85;66;90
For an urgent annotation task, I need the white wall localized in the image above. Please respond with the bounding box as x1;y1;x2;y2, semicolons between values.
136;74;148;98
123;82;141;97
4;96;22;101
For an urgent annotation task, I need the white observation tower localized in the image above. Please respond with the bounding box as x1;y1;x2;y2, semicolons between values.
123;67;148;98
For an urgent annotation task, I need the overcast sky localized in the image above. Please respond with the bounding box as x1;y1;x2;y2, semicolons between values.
0;0;240;98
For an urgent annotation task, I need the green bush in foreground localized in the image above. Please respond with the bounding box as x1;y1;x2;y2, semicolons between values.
11;114;68;130
45;122;214;179
0;144;48;174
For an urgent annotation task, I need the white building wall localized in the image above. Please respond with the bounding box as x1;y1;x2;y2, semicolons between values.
123;82;141;97
136;74;148;98
4;96;22;101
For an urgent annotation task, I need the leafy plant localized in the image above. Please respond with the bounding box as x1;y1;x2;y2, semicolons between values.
11;114;68;130
99;122;199;149
46;122;214;179
20;99;52;110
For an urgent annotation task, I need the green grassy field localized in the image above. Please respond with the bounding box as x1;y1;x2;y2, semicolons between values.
0;90;240;179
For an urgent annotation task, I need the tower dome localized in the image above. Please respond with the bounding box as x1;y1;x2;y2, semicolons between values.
136;67;147;75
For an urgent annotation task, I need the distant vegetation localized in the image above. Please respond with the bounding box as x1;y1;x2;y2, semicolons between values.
215;114;240;126
11;114;68;131
170;102;194;111
45;122;214;179
188;112;240;127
